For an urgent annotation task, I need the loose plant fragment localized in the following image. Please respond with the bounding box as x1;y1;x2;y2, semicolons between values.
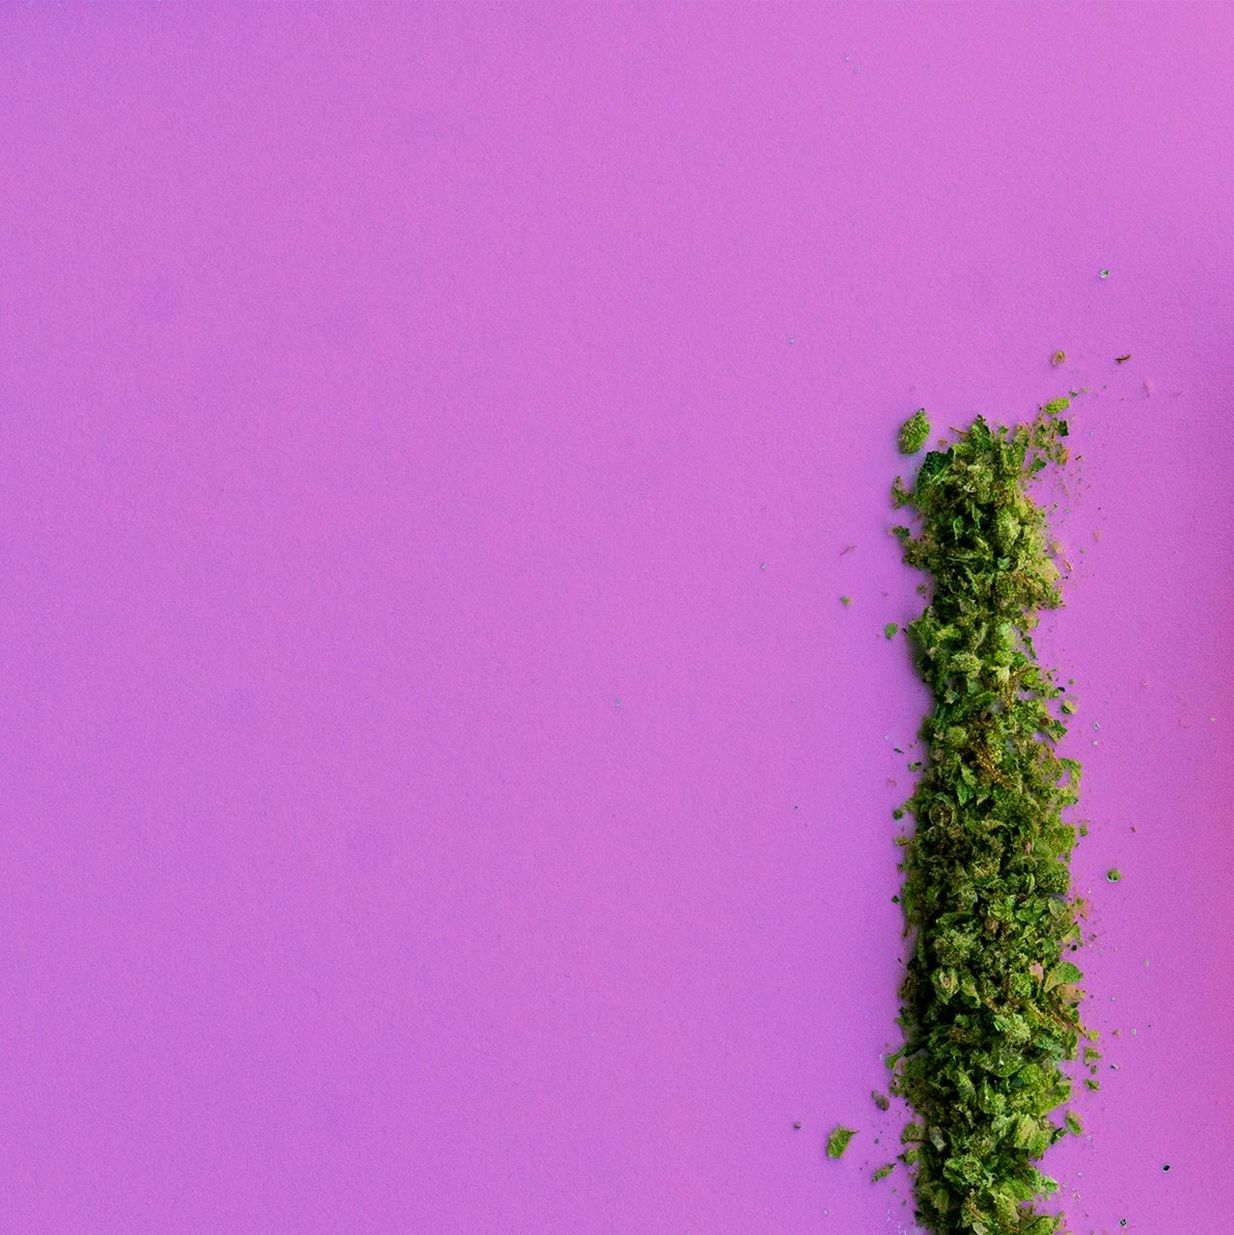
899;408;932;454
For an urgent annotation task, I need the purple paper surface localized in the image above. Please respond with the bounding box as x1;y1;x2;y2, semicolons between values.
1;3;1232;1232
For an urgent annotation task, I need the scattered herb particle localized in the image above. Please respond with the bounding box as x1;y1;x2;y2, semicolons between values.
1107;868;1123;883
872;1090;891;1112
899;408;932;455
872;1162;896;1182
1100;268;1110;279
841;595;852;607
888;408;1086;1235
826;1125;857;1158
1064;1111;1082;1136
792;1121;802;1130
1115;354;1132;364
1061;699;1077;715
1051;350;1066;367
885;622;900;640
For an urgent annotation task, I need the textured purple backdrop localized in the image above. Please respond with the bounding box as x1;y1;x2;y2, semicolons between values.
1;3;1232;1232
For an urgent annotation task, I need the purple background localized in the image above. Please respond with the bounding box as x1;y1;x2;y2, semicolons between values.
2;4;1232;1232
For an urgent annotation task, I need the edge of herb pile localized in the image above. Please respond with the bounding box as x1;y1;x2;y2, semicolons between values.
887;403;1089;1235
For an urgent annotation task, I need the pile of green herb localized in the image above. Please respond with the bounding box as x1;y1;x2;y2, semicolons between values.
888;406;1088;1235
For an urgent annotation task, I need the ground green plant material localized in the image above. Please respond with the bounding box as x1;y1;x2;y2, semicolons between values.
826;1125;857;1159
888;406;1088;1235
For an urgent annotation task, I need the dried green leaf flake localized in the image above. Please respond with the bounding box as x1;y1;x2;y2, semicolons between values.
885;622;900;640
888;410;1087;1235
872;1089;891;1111
873;1162;896;1182
1044;961;1083;991
899;408;932;454
826;1125;857;1159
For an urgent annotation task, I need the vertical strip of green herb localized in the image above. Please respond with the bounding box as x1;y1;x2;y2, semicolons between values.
889;409;1087;1235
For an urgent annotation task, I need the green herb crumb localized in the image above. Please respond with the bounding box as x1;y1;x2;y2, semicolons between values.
884;622;899;640
1107;868;1123;883
826;1125;857;1159
872;1090;891;1112
899;408;931;455
841;595;852;607
872;1162;896;1182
